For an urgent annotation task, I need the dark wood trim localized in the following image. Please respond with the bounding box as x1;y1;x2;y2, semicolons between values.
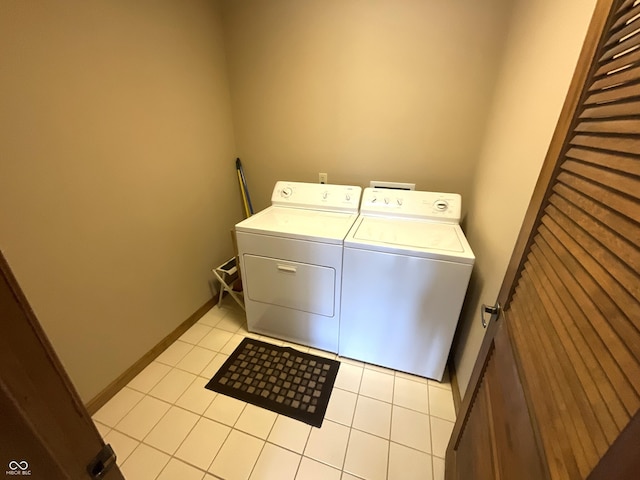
587;410;640;480
448;313;500;452
497;0;616;308
0;382;67;479
503;304;553;479
448;357;462;414
85;297;216;415
1;254;89;426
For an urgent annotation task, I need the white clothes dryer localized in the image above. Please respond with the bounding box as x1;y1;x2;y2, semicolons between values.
235;181;362;353
339;188;475;381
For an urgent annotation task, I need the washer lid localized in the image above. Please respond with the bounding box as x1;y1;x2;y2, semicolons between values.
346;216;475;263
235;206;359;244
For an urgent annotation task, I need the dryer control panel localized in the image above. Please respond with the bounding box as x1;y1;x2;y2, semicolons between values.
272;181;362;213
360;188;461;223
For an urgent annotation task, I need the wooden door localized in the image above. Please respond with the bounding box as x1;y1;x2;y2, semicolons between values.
447;0;640;478
0;252;125;480
450;317;548;480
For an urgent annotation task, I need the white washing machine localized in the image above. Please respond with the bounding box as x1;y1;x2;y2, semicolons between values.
339;188;475;381
235;181;362;353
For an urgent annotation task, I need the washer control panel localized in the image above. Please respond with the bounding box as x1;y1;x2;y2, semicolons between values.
360;188;461;223
272;181;362;213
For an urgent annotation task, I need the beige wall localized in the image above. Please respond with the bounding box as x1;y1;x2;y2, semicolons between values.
0;1;240;402
220;0;514;212
453;0;598;397
0;0;602;405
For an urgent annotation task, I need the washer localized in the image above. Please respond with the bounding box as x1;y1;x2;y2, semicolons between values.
235;181;362;352
339;188;475;380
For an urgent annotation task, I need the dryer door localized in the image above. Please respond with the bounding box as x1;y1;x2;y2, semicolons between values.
243;255;336;317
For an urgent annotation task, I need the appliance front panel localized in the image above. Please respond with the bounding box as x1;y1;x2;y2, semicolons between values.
339;246;473;380
243;254;335;317
246;302;340;353
236;231;344;352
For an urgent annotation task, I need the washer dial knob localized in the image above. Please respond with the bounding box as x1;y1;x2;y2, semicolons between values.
281;187;293;198
434;199;449;211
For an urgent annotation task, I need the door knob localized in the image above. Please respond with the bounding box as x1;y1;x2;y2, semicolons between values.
480;302;501;328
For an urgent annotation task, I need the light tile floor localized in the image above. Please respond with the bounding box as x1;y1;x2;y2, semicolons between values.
93;298;456;480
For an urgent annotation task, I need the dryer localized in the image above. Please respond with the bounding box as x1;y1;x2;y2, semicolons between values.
339;188;474;381
235;181;362;352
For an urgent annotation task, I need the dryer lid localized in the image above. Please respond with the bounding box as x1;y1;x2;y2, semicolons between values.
236;206;359;244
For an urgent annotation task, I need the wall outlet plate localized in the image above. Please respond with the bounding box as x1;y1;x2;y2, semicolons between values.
319;173;328;184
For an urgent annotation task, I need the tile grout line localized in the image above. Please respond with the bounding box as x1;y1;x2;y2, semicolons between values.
296;420;314;475
245;435;267;480
158;339;197;361
432;450;437;480
291;454;304;480
342;422;354;476
102;311;457;480
238;403;281;480
124;442;172;477
340;358;366;478
386;373;396;480
114;384;208;474
339;386;435;418
136;395;177;453
204;421;234;477
104;428;140;466
132;363;177;393
117;396;393;477
118;405;443;475
428;381;437;480
152;447;175;479
105;389;147;434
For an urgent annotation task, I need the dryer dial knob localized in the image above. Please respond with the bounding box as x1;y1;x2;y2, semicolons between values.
281;187;293;198
345;193;351;201
384;197;390;204
397;198;403;206
322;191;328;199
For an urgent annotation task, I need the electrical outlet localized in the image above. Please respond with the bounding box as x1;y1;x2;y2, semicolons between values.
319;172;328;184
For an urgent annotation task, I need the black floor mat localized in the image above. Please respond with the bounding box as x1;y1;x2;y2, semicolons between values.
205;337;340;428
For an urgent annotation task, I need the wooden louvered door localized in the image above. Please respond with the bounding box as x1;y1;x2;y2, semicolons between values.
447;0;640;479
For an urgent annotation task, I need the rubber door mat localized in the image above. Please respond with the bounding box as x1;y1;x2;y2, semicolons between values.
205;337;340;427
